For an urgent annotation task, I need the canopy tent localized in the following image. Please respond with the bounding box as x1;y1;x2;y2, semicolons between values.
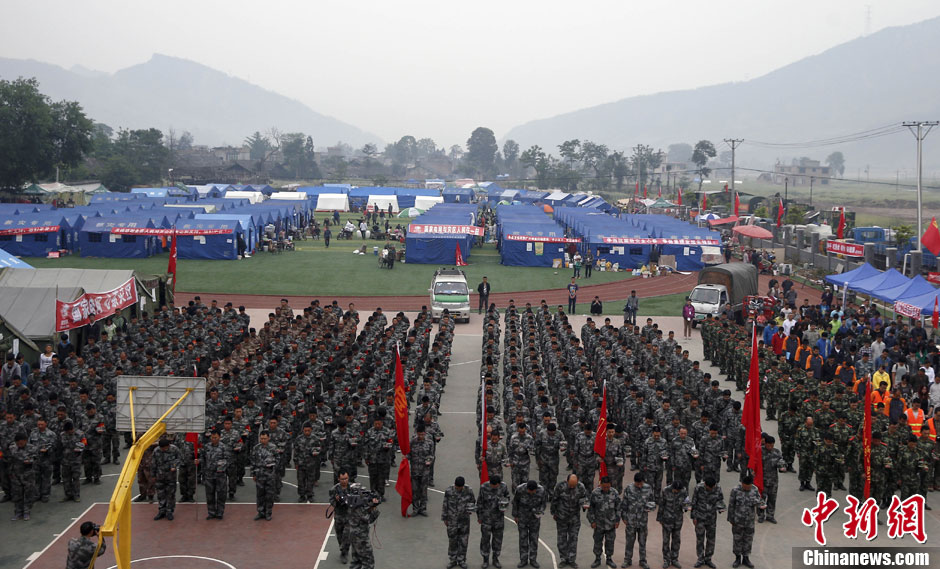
824;262;880;288
398;208;425;218
223;190;265;204
893;288;940;316
194;213;257;252
414;195;444;210
269;191;309;201
544;191;570;207
404;204;478;264
732;225;773;239
442;187;474;203
395;188;441;209
174;219;241;260
873;274;936;303
0;247;34;268
849;268;909;296
315;193;350;212
79;216;166;258
696;213;720;221
708;216;739;226
367;195;399;213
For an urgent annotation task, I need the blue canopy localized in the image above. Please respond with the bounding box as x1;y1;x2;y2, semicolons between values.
195;213;258;251
0;214;68;256
405;204;477;264
0;247;34;268
175;219;242;260
824;263;880;287
872;274;936;303
79;216;166;258
847;268;908;296
442;187;474;203
894;288;940;316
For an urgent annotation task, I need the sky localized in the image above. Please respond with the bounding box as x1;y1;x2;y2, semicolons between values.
2;0;940;147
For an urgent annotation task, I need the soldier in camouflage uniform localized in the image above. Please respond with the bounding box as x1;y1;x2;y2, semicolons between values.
814;433;844;497
605;425;629;492
643;427;669;500
551;473;588;568
201;430;231;519
477;474;511;569
778;406;800;472
28;417;57;502
535;423;564;491
152;437;181;520
59;421;85;502
698;425;724;487
345;481;381;569
363;413;395;500
758;436;783;524
727;474;763;569
658;480;689;569
409;424;435;516
173;433;197;502
690;477;725;569
80;403;104;484
330;418;359;483
896;436;923;500
330;469;355;563
8;432;38;520
794;417;819;491
66;522;106;569
479;430;508;488
443;476;477;569
294;422;324;502
251;431;279;520
620;472;654;569
508;423;536;490
512;479;548;568
575;422;599;492
588;476;621;568
669;427;696;495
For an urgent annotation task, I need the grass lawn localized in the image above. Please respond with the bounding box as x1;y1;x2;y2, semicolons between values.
571;292;686;317
23;241;635;297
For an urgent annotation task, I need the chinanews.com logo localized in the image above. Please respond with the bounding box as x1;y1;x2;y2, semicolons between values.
794;492;937;568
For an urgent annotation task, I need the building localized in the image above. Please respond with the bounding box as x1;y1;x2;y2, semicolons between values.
773;159;831;185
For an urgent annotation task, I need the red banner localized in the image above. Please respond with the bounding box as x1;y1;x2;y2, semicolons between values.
408;224;483;236
110;227;233;236
503;235;581;243
55;277;138;332
826;240;865;257
393;347;412;517
743;326;763;494
0;225;60;235
601;237;720;245
927;272;940;285
894;301;922;319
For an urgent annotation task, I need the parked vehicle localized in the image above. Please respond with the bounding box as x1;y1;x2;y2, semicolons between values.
429;268;471;322
689;262;758;324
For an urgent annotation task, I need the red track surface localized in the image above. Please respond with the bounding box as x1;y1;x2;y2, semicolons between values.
26;503;331;569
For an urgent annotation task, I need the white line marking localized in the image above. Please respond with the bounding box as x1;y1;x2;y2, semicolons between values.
314;518;335;569
23;502;96;569
451;359;482;366
25;552;40;562
439;412;477;415
104;555;237;569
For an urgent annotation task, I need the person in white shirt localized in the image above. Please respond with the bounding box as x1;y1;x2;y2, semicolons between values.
870;338;886;363
39;345;56;373
929;374;940;413
782;314;797;337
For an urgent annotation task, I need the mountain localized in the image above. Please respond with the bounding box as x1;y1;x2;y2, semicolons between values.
504;17;940;174
0;54;381;148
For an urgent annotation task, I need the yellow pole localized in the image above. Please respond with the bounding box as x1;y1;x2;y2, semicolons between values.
92;388;195;569
128;387;137;444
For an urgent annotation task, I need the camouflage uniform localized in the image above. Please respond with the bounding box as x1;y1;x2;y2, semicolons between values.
201;440;231;518
442;484;477;566
587;485;621;565
605;435;629;492
508;431;535;490
690;482;725;566
727;484;762;560
551;479;588;566
8;440;38;518
346;484;381;569
814;441;844;497
294;431;324;502
330;482;354;560
363;425;395;498
758;446;784;523
535;430;564;490
409;434;435;515
28;426;57;502
477;480;511;566
512;482;548;566
643;436;669;500
794;424;820;488
80;411;105;483
251;441;279;519
152;443;181;517
66;535;106;569
575;430;598;492
620;482;654;568
657;485;689;567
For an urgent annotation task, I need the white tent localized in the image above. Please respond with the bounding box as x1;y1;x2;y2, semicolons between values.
414;195;444;210
368;195;399;213
316;193;350;212
224;190;265;204
270;192;307;201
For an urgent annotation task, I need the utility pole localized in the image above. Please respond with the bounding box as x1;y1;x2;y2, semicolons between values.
723;138;744;192
903;121;939;251
809;176;814;208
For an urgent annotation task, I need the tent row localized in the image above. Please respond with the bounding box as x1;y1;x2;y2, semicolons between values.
825;263;940;315
495;205;576;267
404;204;479;264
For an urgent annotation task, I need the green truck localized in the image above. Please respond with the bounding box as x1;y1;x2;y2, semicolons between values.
429;268;471;322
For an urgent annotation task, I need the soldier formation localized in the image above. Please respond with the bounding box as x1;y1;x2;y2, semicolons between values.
469;303;765;569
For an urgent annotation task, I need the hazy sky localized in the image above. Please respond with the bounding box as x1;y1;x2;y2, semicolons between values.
2;0;939;147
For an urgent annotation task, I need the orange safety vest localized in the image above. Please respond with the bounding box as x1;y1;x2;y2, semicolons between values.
927;417;938;441
871;390;890;414
905;408;925;436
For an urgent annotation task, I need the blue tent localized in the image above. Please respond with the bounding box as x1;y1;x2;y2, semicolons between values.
874;274;936;303
894;287;940;316
131;187;170;198
0;247;34;268
825;263;880;287
405;205;477;264
79;216;166;258
0;214;68;256
442;187;474;204
395;188;441;209
495;204;571;267
850;268;910;296
175;219;242;260
195;213;257;252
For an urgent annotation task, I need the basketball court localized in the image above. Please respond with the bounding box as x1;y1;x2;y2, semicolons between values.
23;502;332;569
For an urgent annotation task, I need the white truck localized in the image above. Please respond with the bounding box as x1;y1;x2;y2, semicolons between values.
429;268;471;322
689;263;758;325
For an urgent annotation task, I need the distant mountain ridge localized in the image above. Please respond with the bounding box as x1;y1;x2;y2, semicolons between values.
504;17;940;173
0;54;381;148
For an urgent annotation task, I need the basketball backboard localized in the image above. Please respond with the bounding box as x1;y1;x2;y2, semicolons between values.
116;375;206;434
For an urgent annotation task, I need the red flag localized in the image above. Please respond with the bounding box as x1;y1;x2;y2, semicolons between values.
593;382;609;478
657;185;662;198
734;193;740;217
168;233;178;295
742;325;764;494
724;183;729;193
863;379;872;499
185;432;201;461
394;347;412;516
933;296;939;330
480;381;489;485
776;198;784;228
922;217;940;255
676;189;682;206
701;193;707;210
455;243;467;267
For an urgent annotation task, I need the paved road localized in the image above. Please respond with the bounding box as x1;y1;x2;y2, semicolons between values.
6;312;937;569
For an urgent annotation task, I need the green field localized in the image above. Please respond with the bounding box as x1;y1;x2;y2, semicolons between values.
24;240;635;297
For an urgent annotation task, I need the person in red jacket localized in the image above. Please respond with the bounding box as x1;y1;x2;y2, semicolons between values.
771;329;786;356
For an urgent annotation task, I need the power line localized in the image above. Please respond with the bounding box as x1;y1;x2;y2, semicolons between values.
744;123;907;149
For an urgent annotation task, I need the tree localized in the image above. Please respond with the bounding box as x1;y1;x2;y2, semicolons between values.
892;224;915;248
361;143;378;158
558;139;582;166
416;138;437;159
323;156;348;182
826;151;845;176
0;78;93;190
244;131;272;161
784;205;806;225
691;140;717;191
99;155;139;192
752;205;769;219
581;141;610;189
606;151;630;191
177;131;193;151
281;132;320;179
666;143;693;164
502;140;519;167
465;127;498;178
520;145;552;189
630;144;662;188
